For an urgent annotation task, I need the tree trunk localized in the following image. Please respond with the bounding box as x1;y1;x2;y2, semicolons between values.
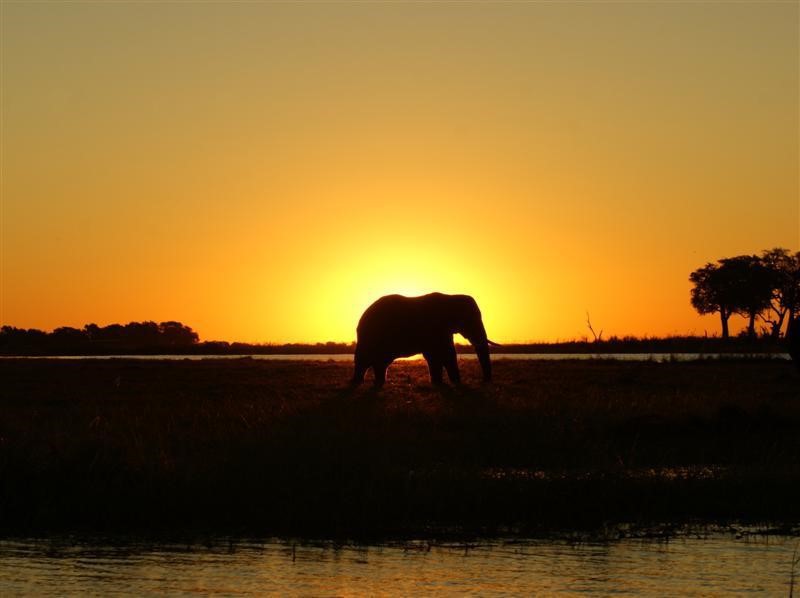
720;308;729;339
770;309;786;339
747;311;757;339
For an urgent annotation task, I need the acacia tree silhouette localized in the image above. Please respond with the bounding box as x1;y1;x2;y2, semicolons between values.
690;255;776;339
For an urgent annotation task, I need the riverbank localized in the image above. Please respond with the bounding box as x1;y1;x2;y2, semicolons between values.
1;332;792;356
1;358;798;538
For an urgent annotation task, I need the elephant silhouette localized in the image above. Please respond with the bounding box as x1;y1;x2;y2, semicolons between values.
351;292;498;388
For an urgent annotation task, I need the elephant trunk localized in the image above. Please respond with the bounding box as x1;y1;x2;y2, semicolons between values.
474;340;492;382
464;317;492;381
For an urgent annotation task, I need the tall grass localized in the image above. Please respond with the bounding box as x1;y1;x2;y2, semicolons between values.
1;358;798;538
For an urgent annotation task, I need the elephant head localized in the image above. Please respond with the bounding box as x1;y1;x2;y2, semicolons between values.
449;294;497;382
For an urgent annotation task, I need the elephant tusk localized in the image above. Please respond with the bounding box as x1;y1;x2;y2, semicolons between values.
486;339;501;347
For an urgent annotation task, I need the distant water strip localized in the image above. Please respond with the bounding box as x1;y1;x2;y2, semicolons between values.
1;353;791;361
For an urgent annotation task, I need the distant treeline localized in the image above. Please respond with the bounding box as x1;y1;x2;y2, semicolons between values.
0;322;358;356
1;321;202;355
484;336;788;355
0;321;790;356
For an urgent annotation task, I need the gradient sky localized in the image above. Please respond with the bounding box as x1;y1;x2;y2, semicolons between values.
2;1;798;343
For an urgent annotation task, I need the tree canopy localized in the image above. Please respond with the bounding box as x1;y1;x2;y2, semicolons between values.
690;248;799;339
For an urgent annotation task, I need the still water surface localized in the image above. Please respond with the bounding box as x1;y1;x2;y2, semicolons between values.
1;534;797;595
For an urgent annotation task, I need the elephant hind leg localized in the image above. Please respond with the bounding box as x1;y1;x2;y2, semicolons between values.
351;362;368;386
372;361;388;389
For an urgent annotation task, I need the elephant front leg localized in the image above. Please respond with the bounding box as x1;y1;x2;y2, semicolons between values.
423;352;444;385
350;347;369;386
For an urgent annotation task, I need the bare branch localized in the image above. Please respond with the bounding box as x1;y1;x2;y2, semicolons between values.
586;312;602;343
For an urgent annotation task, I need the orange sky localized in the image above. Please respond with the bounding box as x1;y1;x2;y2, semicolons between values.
1;2;798;343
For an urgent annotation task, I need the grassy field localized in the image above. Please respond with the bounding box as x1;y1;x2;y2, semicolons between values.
1;357;799;538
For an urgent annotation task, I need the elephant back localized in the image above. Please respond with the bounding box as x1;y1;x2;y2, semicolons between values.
357;294;450;343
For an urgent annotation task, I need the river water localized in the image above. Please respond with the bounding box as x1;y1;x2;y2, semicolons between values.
1;533;797;595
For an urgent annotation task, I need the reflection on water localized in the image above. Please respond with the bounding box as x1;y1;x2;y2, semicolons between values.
5;353;792;362
0;534;797;595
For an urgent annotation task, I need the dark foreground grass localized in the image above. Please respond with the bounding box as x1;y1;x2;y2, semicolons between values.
1;358;799;539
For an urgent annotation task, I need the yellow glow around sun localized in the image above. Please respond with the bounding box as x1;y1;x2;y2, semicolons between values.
310;251;471;343
269;227;503;344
